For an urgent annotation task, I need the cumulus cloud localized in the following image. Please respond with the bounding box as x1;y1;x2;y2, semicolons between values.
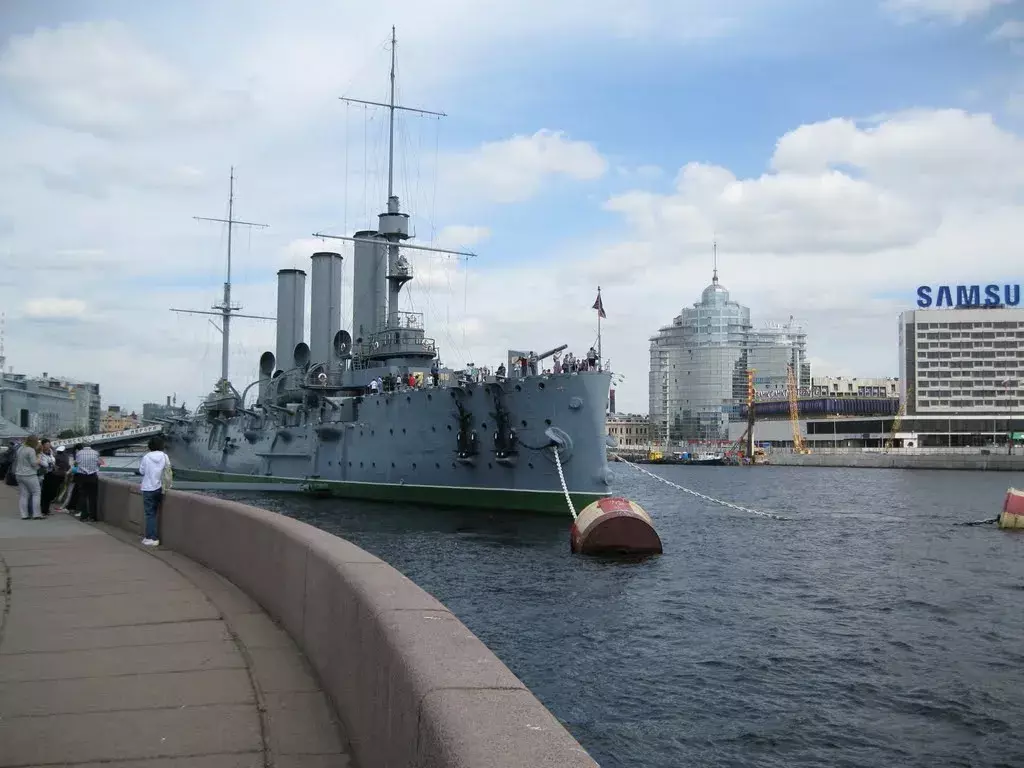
883;0;1012;23
990;19;1024;39
443;130;607;204
0;21;251;138
2;7;1023;415
435;225;491;251
22;298;88;319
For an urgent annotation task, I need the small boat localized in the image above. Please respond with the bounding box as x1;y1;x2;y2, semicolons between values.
998;488;1024;529
688;452;725;467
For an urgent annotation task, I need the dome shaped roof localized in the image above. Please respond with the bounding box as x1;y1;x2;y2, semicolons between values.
701;274;729;304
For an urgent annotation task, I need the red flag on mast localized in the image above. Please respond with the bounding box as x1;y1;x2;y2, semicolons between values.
592;289;606;319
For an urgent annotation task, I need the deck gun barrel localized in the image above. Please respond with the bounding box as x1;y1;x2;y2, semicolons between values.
536;344;568;362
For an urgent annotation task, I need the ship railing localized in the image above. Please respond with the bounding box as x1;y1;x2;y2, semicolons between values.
303;368;348;389
381;311;423;330
358;333;437;358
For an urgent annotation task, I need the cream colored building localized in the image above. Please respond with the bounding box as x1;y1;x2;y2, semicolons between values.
101;405;139;433
606;414;651;448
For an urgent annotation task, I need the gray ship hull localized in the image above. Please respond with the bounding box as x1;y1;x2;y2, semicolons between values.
165;371;613;514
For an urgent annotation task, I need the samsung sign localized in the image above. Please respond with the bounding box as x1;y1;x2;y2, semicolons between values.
916;284;1021;309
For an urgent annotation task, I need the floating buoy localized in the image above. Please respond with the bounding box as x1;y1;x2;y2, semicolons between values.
998;488;1024;530
570;496;662;555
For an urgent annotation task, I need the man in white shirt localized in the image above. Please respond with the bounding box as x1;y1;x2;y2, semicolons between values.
138;436;169;546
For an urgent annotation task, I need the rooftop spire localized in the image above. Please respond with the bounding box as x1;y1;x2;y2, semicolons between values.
712;239;719;284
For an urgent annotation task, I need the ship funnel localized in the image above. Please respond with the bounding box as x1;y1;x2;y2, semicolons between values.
293;342;310;369
310;251;344;364
258;351;275;400
352;231;385;342
276;268;307;373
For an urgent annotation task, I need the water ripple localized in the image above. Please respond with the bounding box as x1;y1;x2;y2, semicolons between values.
221;466;1024;768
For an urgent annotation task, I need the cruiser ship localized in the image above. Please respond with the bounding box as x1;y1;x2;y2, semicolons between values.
161;28;613;514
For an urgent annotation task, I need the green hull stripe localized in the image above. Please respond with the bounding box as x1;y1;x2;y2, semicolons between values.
175;468;607;515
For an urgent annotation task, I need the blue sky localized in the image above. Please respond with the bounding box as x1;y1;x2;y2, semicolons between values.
1;0;1023;412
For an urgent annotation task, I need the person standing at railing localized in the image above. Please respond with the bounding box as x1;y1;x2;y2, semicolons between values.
73;443;103;522
138;436;170;547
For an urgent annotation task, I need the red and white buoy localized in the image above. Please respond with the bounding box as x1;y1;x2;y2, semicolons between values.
999;488;1024;530
570;496;663;555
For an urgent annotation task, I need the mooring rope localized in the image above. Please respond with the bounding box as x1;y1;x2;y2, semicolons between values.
551;448;578;520
953;516;999;527
612;454;788;521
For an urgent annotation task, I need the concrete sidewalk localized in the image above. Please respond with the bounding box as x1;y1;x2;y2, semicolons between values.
0;484;352;767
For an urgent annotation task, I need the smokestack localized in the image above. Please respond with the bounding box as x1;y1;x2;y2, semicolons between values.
309;251;344;364
275;269;307;372
352;231;385;342
166;396;171;407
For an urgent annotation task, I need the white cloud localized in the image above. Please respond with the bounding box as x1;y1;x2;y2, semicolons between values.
2;6;1023;417
444;130;608;204
991;19;1024;39
435;225;491;251
0;21;251;138
23;298;88;319
883;0;1012;23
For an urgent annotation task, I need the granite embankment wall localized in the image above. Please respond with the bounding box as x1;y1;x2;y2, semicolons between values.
768;452;1024;471
98;478;597;768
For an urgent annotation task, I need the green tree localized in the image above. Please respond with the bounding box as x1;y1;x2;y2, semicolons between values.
57;428;86;439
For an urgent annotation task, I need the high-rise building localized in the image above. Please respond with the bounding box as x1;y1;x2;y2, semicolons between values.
649;269;808;441
899;307;1024;415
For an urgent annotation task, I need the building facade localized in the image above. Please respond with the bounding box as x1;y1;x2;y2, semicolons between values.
0;372;101;436
810;376;899;399
899;307;1024;416
649;271;809;441
606;414;651;448
100;405;139;433
143;396;188;423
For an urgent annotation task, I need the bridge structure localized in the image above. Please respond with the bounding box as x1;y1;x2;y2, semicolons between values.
50;424;164;454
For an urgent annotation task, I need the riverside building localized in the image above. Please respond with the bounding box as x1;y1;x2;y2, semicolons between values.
0;371;101;437
649;267;809;442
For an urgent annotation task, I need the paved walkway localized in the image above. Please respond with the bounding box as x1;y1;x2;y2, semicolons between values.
0;484;352;767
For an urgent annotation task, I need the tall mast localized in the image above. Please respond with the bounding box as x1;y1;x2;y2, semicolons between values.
171;167;272;385
387;25;397;199
315;27;477;334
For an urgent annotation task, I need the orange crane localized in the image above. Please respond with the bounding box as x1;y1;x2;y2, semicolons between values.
787;363;809;454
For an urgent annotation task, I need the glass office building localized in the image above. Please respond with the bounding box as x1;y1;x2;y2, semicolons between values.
649;271;808;442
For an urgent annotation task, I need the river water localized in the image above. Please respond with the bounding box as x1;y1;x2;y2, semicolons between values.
219;466;1024;768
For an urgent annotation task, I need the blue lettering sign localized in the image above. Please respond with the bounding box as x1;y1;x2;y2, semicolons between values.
915;283;1021;308
956;285;980;306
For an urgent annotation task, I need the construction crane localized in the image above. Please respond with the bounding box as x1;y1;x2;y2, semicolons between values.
883;385;912;452
787;363;809;454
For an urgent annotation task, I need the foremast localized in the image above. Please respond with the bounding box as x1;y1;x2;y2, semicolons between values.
171;168;272;389
313;26;476;367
